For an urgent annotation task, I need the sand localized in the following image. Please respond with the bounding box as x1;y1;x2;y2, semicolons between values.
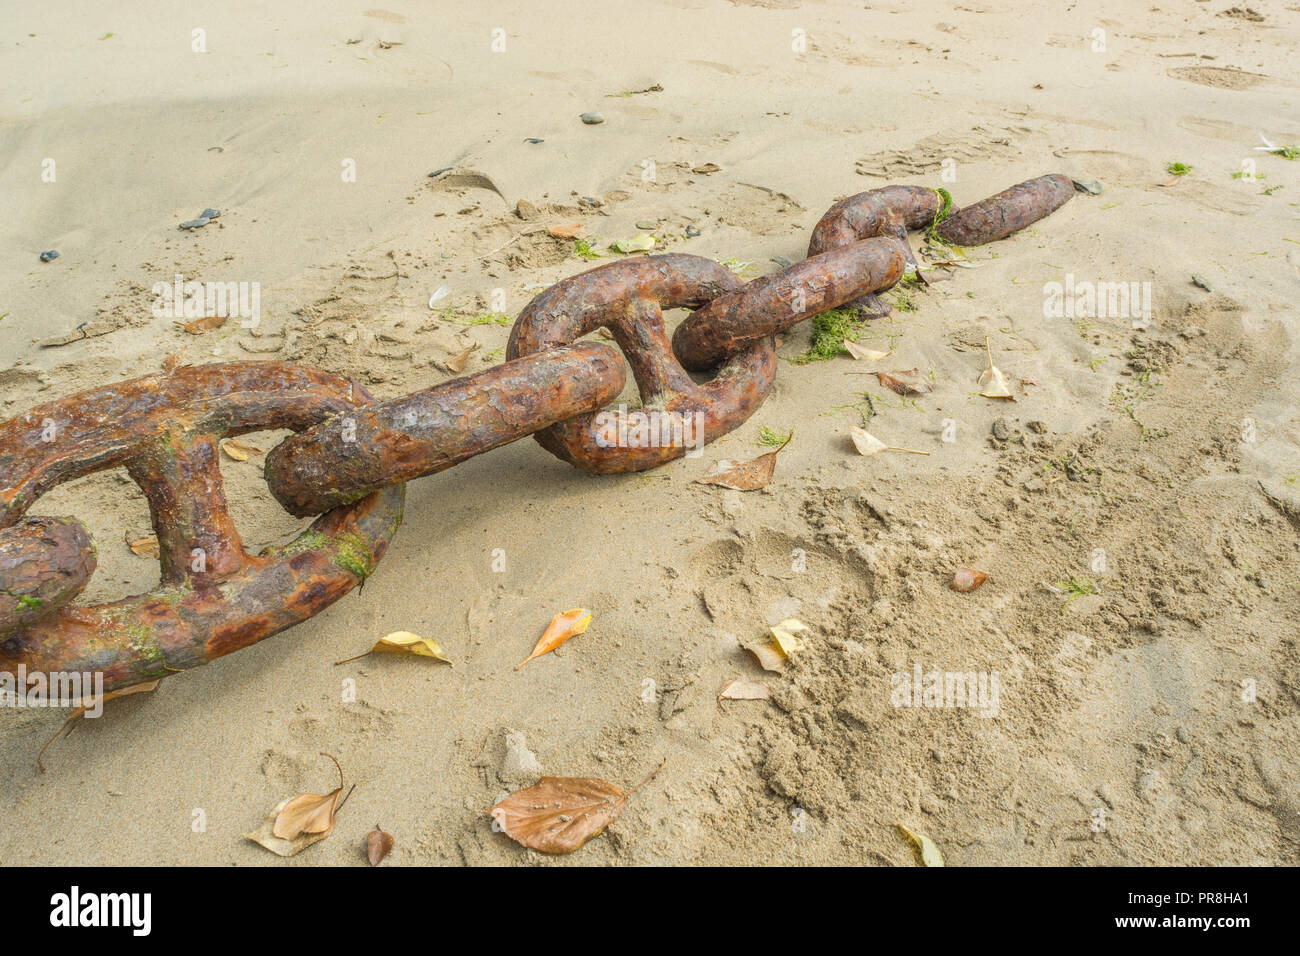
2;0;1298;865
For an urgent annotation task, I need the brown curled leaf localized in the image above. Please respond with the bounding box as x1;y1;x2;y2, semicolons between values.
444;343;479;373
951;567;990;592
245;753;352;857
692;162;721;174
877;369;933;396
488;760;665;854
516;608;592;669
366;825;394;866
696;433;792;491
220;439;263;461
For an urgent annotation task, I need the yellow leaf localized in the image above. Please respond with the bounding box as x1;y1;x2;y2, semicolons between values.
897;823;945;866
769;618;809;656
516;608;591;670
221;439;263;461
335;631;452;666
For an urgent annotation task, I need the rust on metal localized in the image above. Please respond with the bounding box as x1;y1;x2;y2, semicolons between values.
266;342;627;517
0;516;96;638
0;362;404;694
806;174;1074;316
507;254;777;473
1;175;1082;699
672;238;907;371
933;173;1075;246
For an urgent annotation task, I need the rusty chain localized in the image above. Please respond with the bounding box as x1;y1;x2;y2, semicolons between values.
0;174;1075;695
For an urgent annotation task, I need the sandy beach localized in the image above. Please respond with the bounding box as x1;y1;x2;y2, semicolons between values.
2;0;1298;866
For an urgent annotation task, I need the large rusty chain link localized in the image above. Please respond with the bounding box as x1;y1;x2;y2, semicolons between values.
0;174;1075;694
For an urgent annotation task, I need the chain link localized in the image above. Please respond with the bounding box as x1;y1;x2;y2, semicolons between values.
0;175;1075;693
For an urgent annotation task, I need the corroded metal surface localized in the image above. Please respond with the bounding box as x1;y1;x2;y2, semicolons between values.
0;363;404;693
0;517;96;637
932;173;1076;246
673;238;907;371
806;174;1074;317
266;343;627;516
0;175;1079;698
507;254;777;473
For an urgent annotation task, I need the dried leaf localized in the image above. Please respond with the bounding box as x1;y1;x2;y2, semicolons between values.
696;433;792;491
366;826;394;866
444;343;479;373
744;618;809;672
692;163;721;174
127;534;159;557
769;618;809;656
977;337;1016;400
40;680;161;772
951;567;990;592
489;760;664;854
162;349;187;371
174;314;227;334
898;823;945;867
246;753;351;857
850;426;930;457
220;439;263;461
877;368;932;396
547;223;584;239
516;608;591;670
744;639;787;672
719;679;771;700
335;630;453;666
843;340;891;362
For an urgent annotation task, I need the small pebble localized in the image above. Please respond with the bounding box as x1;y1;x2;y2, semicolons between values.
1072;179;1104;195
580;111;604;125
1191;274;1213;292
179;217;211;230
39;250;59;262
685;225;701;238
199;208;221;220
515;199;539;221
578;196;601;208
635;219;658;230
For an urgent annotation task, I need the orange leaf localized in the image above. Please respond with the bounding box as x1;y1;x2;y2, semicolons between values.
516;607;592;670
